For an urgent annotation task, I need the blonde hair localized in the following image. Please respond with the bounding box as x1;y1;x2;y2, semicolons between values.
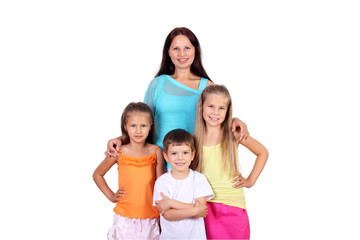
194;84;239;177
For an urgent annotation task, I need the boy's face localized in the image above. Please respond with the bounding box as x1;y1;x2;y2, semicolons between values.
163;143;195;173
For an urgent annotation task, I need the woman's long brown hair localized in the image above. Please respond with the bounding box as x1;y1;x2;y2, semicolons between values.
155;27;211;81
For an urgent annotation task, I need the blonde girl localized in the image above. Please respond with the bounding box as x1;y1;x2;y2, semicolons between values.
93;102;165;240
194;85;268;240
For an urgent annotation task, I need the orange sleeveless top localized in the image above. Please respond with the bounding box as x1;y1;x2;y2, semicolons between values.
113;146;160;219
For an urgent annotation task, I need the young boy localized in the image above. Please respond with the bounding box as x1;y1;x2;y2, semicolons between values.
153;129;214;240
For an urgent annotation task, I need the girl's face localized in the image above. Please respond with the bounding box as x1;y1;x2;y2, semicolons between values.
168;35;195;70
124;111;151;144
202;93;229;128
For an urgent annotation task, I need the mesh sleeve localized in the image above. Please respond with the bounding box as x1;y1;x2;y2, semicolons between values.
144;77;159;113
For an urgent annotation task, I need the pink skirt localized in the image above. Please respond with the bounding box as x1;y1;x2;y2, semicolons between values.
204;202;250;240
107;214;160;240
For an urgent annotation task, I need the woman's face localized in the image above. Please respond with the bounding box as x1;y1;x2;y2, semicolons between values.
168;35;195;70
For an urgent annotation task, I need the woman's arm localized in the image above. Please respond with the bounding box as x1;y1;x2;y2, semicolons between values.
232;136;268;188
105;136;122;157
155;148;165;178
232;118;250;141
93;156;125;202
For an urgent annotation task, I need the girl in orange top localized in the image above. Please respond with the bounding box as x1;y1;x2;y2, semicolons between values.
93;102;165;240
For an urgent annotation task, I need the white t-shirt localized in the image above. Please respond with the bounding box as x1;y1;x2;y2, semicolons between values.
153;169;214;240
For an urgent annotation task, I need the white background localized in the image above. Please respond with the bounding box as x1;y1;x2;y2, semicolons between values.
1;0;359;239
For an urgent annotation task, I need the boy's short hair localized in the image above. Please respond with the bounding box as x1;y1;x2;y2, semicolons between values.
163;129;196;153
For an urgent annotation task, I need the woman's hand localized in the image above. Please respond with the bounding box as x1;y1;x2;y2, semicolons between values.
231;174;255;189
105;137;122;157
109;188;126;203
232;118;249;141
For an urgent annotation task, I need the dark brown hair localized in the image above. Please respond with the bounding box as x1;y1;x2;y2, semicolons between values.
155;27;211;81
120;102;155;145
162;129;196;154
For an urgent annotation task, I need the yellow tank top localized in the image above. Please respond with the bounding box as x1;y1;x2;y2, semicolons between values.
113;146;160;218
202;144;246;209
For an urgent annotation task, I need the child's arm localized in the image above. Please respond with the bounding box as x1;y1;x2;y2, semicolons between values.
155;147;165;178
161;196;208;221
155;192;195;215
93;156;125;203
232;136;268;188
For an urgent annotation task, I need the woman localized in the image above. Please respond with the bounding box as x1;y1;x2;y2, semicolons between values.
106;27;249;169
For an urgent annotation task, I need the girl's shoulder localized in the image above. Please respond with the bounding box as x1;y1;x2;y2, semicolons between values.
146;143;161;154
119;143;160;158
141;143;161;156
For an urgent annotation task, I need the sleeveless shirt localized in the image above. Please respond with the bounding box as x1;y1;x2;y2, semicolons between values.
113;146;160;218
202;144;246;209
